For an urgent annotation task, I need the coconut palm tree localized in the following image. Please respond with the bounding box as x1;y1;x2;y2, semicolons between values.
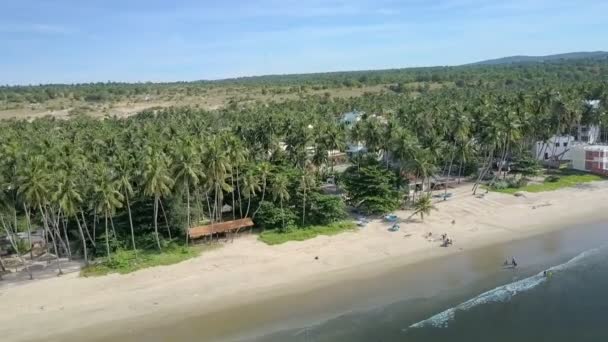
93;164;124;257
408;147;436;196
408;195;437;222
54;169;89;265
202;137;232;223
241;171;260;218
271;174;290;231
116;153;137;251
172;138;202;244
17;155;63;275
224;135;247;219
252;162;272;219
142;151;174;251
0;174;33;279
299;170;316;226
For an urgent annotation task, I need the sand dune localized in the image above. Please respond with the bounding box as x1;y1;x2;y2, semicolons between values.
2;181;608;341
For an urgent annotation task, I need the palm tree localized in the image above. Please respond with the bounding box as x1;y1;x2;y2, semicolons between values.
252;162;272;219
408;147;436;196
0;252;5;280
241;171;260;218
271;174;290;231
0;175;33;279
116;153;137;251
311;121;345;172
299;170;316;226
54;169;89;265
172;139;202;244
202;137;232;223
408;195;437;222
473;114;501;195
17;155;63;275
389;126;418;174
142;151;174;251
284;120;313;168
224;135;247;219
93;164;124;257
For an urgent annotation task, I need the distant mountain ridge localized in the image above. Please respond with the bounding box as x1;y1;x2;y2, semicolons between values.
469;51;608;66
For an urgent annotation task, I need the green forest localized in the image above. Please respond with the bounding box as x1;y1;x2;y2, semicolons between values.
2;58;606;105
1;58;607;276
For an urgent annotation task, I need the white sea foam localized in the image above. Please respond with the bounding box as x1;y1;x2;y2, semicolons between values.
407;248;601;330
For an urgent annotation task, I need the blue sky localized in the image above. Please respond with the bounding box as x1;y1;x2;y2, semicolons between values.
1;0;606;85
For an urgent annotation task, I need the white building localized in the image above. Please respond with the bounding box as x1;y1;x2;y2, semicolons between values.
575;125;600;144
340;110;390;156
340;111;367;155
577;100;602;144
340;110;363;127
346;142;367;155
533;99;603;161
533;135;576;161
571;145;608;175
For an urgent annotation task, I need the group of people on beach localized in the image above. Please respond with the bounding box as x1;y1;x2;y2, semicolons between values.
503;258;518;268
440;233;453;247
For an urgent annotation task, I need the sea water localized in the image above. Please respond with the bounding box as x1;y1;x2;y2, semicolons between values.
403;247;608;342
254;229;608;342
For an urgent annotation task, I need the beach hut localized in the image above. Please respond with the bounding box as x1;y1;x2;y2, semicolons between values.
188;218;255;240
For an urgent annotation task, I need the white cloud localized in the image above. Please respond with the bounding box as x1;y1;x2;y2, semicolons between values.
0;23;75;35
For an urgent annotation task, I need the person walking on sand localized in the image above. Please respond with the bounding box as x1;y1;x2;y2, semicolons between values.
511;257;518;268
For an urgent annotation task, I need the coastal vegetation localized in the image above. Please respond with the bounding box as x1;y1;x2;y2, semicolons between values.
1;58;607;277
80;244;212;277
258;221;356;245
2;58;607;119
490;170;605;194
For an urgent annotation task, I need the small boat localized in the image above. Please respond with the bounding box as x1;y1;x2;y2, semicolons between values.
384;214;398;222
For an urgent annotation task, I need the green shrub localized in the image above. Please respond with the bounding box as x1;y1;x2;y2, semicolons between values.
491;173;603;194
253;201;297;230
7;238;29;255
511;152;542;176
307;193;347;225
80;244;220;277
508;177;528;188
491;180;509;190
342;159;400;214
259;221;356;245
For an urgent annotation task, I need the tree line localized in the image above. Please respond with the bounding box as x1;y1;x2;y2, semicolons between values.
0;62;607;274
2;59;606;105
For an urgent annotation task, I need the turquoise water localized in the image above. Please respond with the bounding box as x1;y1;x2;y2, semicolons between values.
254;226;608;342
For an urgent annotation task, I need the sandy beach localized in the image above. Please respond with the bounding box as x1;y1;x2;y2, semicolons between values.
3;181;608;342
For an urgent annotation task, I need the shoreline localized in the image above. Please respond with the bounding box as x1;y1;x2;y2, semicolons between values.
3;181;608;341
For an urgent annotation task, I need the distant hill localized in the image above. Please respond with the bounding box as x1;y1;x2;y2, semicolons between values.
469;51;608;66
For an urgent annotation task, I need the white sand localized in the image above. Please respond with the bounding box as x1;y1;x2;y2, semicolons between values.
2;182;608;341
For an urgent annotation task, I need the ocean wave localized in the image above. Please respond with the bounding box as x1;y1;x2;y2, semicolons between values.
407;247;601;330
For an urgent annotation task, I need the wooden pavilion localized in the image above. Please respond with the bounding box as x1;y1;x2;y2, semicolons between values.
188;218;255;239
